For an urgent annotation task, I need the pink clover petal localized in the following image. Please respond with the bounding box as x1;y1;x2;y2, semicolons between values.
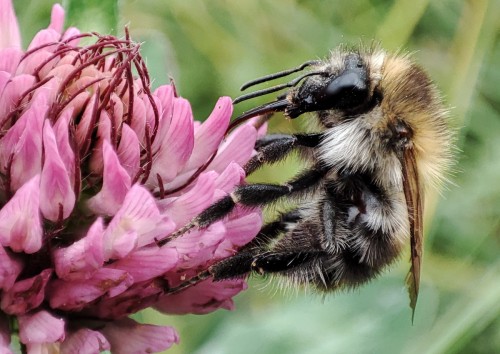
246;116;269;138
100;318;179;354
17;49;56;77
157;168;196;193
61;27;80;44
0;47;22;74
109;246;178;283
86;281;163;319
18;310;65;344
104;228;137;262
25;343;60;353
0;0;21;49
107;93;124;130
168;222;226;273
48;268;133;311
214;212;262;260
128;95;147;143
39;121;75;221
75;92;98;150
223;212;262;247
48;4;65;33
1;269;52;315
0;74;36;124
214;162;246;193
0;175;42;254
60;91;89;121
151;85;174;152
0;71;9;96
32;76;61;107
183;96;232;171
61;329;110;354
207;123;257;173
45;64;75;90
116;123;140;179
130;95;147;135
143;94;161;132
26;29;60;51
103;185;175;259
54;218;105;280
1;92;46;191
148;97;194;184
156;278;246;315
87;140;131;216
0;73;36;136
52;107;76;185
161;171;216;227
88;111;112;174
0;246;23;289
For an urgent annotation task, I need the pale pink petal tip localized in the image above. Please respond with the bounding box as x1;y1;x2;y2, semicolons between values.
54;218;105;280
48;4;65;33
87;140;132;216
208;123;257;173
101;318;179;354
156;278;246;315
110;246;178;283
148;97;194;184
103;184;175;259
0;47;22;73
162;171;217;227
0;175;42;254
184;96;232;171
0;0;21;49
117;123;140;179
18;310;65;344
61;329;110;354
1;93;46;192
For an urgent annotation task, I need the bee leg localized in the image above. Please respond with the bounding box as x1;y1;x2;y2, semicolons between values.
242;209;302;250
209;249;323;281
208;251;322;281
157;165;327;246
245;133;322;174
250;251;324;274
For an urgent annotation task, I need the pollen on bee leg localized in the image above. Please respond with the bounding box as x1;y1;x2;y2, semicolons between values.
252;261;265;275
155;220;200;247
229;191;240;203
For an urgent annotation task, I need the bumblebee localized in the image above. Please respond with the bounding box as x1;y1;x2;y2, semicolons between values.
160;46;454;315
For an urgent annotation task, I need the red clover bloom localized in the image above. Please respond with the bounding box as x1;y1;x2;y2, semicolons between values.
0;1;263;352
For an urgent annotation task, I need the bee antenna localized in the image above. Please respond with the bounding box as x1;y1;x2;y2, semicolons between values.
240;60;321;91
233;70;324;105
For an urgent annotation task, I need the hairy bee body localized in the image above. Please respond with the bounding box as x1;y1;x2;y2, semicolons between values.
162;46;454;312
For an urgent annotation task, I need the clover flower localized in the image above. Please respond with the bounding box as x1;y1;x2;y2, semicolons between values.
0;1;262;352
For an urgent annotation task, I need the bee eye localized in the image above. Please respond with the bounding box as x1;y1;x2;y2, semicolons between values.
322;70;368;109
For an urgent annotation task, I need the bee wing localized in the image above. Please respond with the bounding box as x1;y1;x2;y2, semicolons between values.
401;148;423;321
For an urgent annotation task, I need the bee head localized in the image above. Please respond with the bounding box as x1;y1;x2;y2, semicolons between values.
285;53;372;118
232;48;454;189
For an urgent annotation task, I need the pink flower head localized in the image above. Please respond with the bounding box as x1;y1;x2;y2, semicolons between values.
0;1;263;352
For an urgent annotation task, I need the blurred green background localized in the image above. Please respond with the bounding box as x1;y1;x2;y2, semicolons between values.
14;0;499;353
